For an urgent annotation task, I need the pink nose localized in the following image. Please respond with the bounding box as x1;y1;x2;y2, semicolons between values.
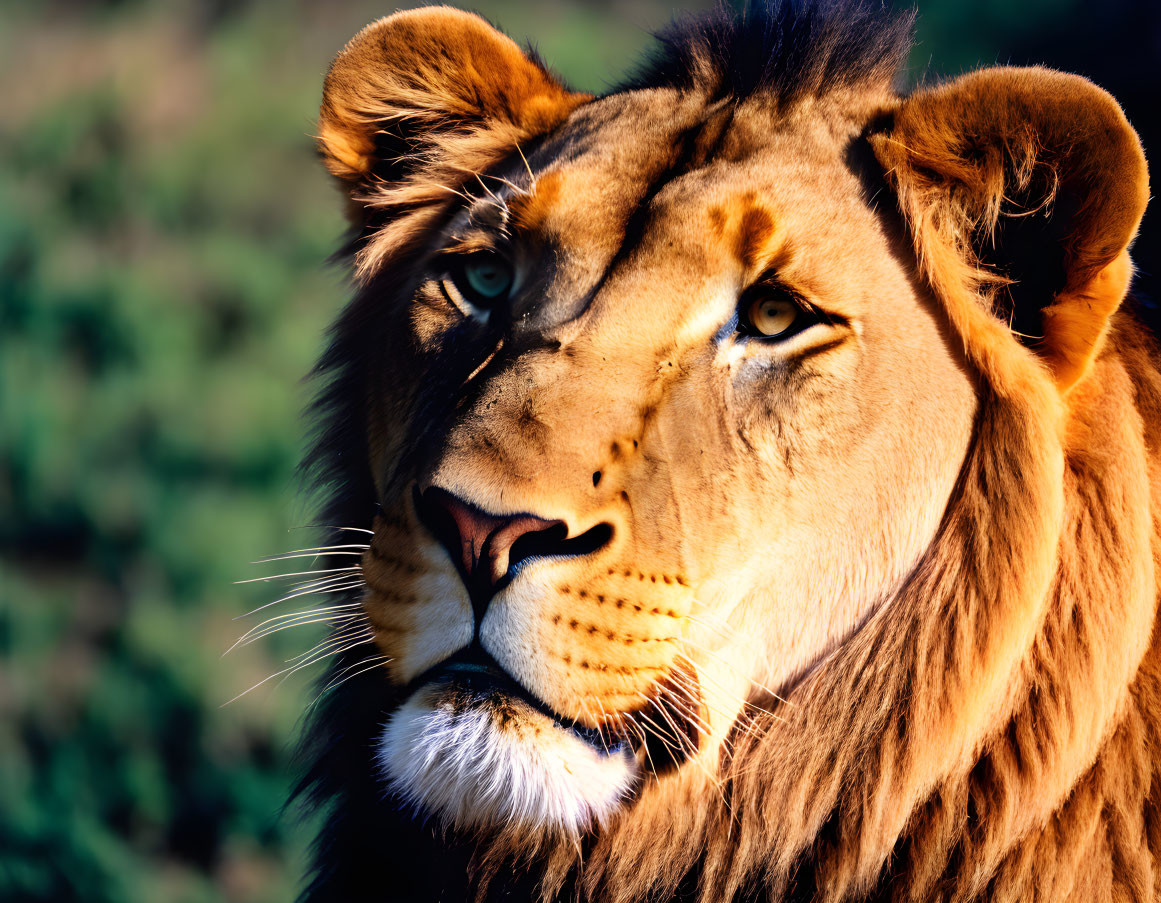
417;486;567;599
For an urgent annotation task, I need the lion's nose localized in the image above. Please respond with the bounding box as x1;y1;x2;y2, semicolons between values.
420;485;566;590
416;485;611;617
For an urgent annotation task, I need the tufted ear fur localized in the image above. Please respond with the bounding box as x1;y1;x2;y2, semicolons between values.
872;67;1149;393
318;7;589;250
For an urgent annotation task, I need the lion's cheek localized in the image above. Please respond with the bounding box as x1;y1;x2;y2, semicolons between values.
378;686;638;833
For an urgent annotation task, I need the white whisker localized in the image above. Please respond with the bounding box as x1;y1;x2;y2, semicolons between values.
307;656;393;710
683;611;737;643
285;622;374;664
234;566;362;585
514;140;536;190
242;600;365;633
234;577;365;620
282;626;371;664
240;609;365;643
252;549;367;564
222;633;374;706
278;635;375;685
486;174;531;198
227;606;365;653
474;173;505;206
321;653;392;691
279;571;365;592
294;525;374;535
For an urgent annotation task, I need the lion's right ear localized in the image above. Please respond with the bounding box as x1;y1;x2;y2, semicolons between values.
319;7;588;220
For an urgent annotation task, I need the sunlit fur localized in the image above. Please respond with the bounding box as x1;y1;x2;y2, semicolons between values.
294;3;1158;901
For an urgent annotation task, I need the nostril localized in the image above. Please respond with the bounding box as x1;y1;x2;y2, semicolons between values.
504;521;568;575
506;521;613;578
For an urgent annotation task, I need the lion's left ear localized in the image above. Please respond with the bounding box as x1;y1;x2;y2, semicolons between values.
871;67;1149;392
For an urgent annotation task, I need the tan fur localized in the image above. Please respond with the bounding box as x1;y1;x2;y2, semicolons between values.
316;9;1157;900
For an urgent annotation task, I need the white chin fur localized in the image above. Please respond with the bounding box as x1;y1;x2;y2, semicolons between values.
378;685;637;834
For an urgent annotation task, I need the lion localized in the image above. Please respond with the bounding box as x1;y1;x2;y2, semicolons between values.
288;1;1158;900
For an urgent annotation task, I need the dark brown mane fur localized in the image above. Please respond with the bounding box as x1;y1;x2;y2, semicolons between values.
620;0;913;106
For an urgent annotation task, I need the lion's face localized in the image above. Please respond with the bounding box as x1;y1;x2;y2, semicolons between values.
349;82;977;833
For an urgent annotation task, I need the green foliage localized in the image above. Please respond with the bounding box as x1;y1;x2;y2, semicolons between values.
0;3;348;900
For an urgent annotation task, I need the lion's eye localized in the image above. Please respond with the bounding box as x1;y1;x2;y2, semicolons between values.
741;293;803;339
449;253;514;309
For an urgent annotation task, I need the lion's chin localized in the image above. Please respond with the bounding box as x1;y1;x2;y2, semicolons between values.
378;682;638;835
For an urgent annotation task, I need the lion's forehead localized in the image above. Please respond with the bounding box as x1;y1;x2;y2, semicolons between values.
511;93;889;318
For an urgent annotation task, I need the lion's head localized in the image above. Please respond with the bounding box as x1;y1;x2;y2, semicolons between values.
293;3;1156;900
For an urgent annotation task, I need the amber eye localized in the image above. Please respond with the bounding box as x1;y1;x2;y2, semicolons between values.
742;295;800;338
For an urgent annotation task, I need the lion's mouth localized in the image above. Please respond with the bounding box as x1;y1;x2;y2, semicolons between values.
409;645;626;754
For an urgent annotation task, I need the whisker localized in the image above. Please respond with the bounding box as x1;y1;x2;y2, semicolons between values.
228;524;381;706
252;549;367;564
241;608;365;643
631;707;690;765
285;622;373;665
474;173;505;206
240;600;365;633
278;628;373;673
653;666;775;739
293;525;375;535
683;612;737;643
281;637;375;682
633;690;733;801
610;707;656;779
485;174;531;197
235;566;362;585
648;697;697;752
234;576;365;620
417;179;476;204
655;684;714;737
307;655;393;710
278;571;365;592
228;617;364;656
318;654;391;693
691;667;789;728
227;606;365;653
592;697;613;756
629;698;689;750
224;632;376;706
514;140;536;189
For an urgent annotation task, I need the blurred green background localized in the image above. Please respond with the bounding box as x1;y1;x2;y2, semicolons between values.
1;1;1156;901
